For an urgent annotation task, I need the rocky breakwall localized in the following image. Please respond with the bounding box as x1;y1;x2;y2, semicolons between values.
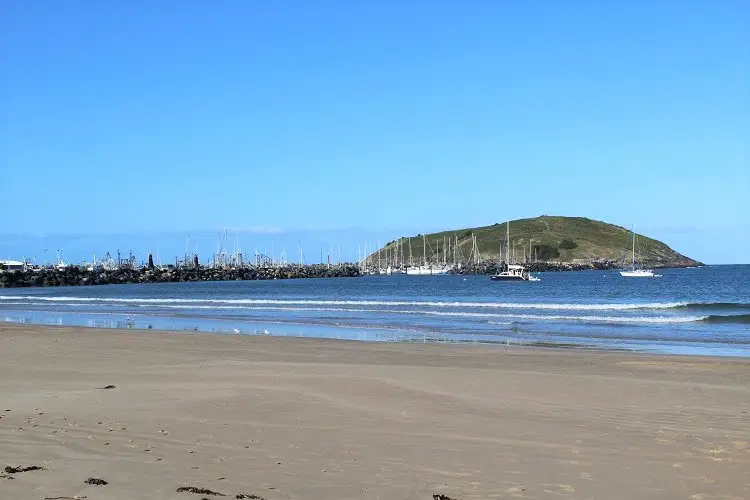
453;260;621;275
0;265;361;288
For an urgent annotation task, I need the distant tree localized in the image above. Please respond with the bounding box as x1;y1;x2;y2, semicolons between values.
533;245;560;260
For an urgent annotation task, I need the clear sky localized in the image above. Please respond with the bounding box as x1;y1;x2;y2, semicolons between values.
1;1;748;264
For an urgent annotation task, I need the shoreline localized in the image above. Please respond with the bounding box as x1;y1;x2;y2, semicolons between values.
0;313;750;360
3;320;748;360
2;322;748;499
6;320;750;361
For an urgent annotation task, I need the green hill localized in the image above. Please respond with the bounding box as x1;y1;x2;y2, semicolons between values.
372;216;700;268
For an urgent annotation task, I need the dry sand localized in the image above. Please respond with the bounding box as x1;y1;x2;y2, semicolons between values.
1;323;748;500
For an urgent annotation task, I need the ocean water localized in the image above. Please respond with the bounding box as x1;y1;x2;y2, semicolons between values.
1;265;748;357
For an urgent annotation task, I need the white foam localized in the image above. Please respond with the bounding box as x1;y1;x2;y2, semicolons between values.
0;295;689;311
134;304;707;324
0;297;708;324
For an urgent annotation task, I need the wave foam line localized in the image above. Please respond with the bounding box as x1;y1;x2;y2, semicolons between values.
136;304;707;324
0;296;697;311
0;300;710;323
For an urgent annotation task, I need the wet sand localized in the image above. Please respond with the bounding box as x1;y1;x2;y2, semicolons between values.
1;323;748;499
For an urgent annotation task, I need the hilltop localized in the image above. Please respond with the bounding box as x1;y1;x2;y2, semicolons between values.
373;216;700;269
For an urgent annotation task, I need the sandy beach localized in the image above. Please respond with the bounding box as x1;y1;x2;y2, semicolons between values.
1;324;748;499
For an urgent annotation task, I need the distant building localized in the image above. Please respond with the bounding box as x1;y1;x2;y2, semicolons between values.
0;260;26;271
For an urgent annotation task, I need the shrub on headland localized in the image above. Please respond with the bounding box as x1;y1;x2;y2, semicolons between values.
533;245;560;260
558;239;578;250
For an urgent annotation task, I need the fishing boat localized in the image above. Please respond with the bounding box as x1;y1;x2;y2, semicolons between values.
619;225;656;277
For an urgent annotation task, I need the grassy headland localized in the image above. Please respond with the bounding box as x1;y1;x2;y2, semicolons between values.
374;216;700;268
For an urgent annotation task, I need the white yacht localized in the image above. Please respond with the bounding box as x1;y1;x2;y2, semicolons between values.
619;224;656;277
490;222;537;281
620;269;655;278
406;265;449;276
490;264;530;281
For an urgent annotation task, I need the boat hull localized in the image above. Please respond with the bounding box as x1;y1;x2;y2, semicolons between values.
490;274;528;281
406;267;449;276
619;270;655;277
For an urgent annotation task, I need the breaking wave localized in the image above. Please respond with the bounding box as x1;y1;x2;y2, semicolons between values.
700;314;750;324
0;295;708;311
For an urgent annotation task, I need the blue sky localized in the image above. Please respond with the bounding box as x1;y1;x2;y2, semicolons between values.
1;1;748;264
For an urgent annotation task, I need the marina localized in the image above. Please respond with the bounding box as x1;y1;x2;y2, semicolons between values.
2;217;703;288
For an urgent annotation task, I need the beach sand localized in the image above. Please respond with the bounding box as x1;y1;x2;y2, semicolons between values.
1;323;748;499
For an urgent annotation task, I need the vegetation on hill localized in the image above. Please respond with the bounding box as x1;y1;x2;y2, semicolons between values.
373;216;700;268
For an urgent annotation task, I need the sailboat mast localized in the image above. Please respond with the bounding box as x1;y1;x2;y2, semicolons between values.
378;240;381;271
454;235;458;267
506;221;510;264
443;236;445;267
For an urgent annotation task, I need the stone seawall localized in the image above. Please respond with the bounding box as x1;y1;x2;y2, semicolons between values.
0;265;361;288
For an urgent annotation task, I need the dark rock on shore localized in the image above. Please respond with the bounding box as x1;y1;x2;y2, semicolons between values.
4;465;45;474
84;477;108;485
177;486;226;496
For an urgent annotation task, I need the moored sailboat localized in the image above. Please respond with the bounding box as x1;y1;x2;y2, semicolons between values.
619;225;658;277
406;235;450;275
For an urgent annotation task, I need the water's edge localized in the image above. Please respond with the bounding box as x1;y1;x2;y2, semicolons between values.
1;313;743;359
2;267;748;358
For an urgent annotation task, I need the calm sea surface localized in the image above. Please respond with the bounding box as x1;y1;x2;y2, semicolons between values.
1;265;748;357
